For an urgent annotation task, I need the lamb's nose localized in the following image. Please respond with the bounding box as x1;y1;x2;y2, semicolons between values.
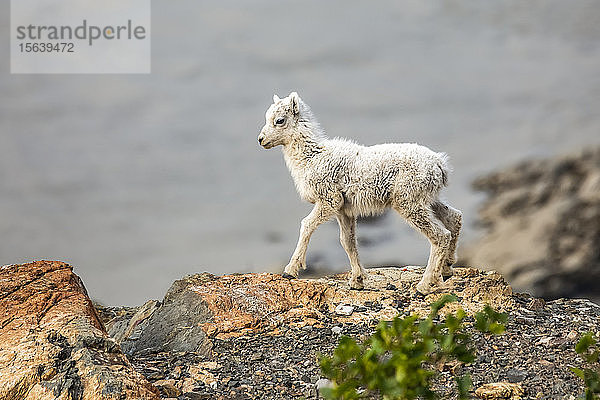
258;136;264;144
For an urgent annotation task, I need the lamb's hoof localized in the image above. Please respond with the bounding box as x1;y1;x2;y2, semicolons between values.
414;290;426;299
282;272;296;280
442;262;454;281
349;275;365;290
416;281;437;296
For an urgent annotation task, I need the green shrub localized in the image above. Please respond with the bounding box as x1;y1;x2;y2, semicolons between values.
571;332;600;400
318;295;507;400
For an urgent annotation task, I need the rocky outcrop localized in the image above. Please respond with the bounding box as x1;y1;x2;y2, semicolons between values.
106;266;515;358
464;147;600;301
2;260;597;399
99;266;597;399
0;261;159;400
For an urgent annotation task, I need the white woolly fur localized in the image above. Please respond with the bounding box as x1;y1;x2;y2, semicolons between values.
258;92;462;293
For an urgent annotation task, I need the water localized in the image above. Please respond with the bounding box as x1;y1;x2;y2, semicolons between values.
1;1;599;305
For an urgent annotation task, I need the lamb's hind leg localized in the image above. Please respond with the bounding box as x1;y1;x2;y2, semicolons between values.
431;200;462;278
284;202;335;278
337;213;367;290
395;205;451;294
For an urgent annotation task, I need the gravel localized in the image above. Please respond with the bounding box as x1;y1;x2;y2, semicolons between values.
126;293;600;399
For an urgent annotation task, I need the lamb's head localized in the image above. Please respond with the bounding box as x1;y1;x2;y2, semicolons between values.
258;92;301;149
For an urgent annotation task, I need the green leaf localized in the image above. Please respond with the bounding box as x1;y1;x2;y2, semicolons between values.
429;294;457;317
576;333;597;354
570;366;586;380
474;305;507;334
488;322;506;335
588;350;600;364
456;374;473;400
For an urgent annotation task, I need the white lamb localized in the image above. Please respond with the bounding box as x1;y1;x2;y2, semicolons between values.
258;92;462;294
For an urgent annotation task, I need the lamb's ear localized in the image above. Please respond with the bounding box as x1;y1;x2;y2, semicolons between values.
289;92;300;116
273;94;280;103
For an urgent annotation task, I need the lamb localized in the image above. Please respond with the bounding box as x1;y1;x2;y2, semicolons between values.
257;92;462;294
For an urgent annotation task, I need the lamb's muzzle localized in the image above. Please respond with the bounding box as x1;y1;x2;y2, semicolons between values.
259;91;462;294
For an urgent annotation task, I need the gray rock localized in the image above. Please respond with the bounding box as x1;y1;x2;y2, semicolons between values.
121;273;216;356
465;147;600;301
507;368;527;383
110;299;160;342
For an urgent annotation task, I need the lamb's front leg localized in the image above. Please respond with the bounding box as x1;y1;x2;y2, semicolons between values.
283;203;335;278
337;213;367;289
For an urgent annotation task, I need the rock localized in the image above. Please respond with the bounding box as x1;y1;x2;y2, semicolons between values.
121;274;214;356
515;316;535;325
196;361;219;370
107;266;516;350
153;379;182;397
106;299;160;343
526;298;545;312
87;265;596;399
172;365;182;379
334;304;354;316
465;147;600;301
116;271;597;399
475;382;524;399
315;378;333;391
181;377;196;393
506;368;526;383
566;330;579;341
5;260;595;399
0;261;159;400
189;365;218;388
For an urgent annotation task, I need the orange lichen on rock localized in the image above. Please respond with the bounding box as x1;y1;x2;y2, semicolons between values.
0;260;159;400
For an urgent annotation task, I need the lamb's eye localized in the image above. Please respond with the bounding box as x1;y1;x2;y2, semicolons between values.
275;117;285;126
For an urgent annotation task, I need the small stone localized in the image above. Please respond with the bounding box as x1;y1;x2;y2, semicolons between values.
515;316;535;325
305;386;317;397
228;379;238;387
335;304;354;316
331;326;343;335
537;336;553;346
527;298;546;312
196;361;219;370
189;366;217;387
506;368;526;383
154;379;182;397
181;378;196;393
315;378;333;392
386;283;397;290
40;366;57;381
566;330;578;341
147;371;165;381
183;394;213;400
172;365;182;379
475;382;523;399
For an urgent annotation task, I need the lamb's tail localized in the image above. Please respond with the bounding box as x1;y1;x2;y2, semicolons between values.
438;152;451;187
